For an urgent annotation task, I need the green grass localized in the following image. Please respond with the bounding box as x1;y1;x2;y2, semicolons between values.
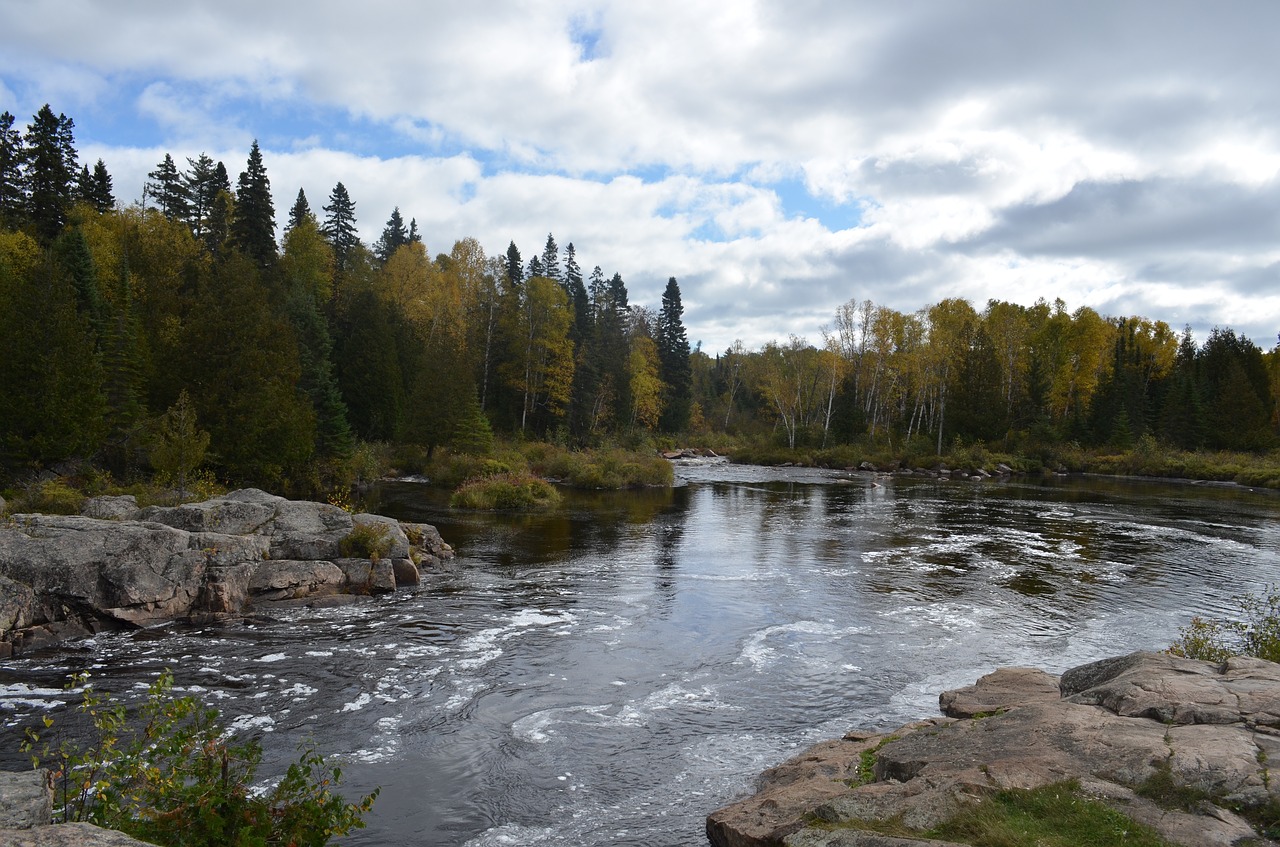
449;472;562;511
931;780;1175;847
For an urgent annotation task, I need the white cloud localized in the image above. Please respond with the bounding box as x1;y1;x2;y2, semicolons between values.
4;1;1280;352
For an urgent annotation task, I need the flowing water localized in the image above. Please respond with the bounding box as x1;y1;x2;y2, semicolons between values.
3;461;1280;846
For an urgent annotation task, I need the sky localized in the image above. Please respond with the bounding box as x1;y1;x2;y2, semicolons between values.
2;0;1279;354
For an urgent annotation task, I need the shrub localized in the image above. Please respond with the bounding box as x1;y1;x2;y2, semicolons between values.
19;479;86;515
339;522;393;560
21;670;377;847
1169;585;1280;663
450;472;562;511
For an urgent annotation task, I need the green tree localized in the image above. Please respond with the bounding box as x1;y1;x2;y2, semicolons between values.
85;159;114;212
150;390;210;501
656;277;692;433
0;111;22;226
23;105;78;241
146;154;189;222
540;232;561;283
505;240;523;289
321;182;360;271
182;153;220;239
375;207;409;264
230;141;276;268
503;275;574;433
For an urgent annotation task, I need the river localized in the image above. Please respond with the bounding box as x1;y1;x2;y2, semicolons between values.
3;461;1280;845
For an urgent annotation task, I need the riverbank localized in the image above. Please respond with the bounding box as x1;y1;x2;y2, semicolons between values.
0;488;454;657
707;651;1280;847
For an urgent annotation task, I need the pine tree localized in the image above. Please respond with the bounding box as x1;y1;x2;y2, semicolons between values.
147;153;189;221
150;390;210;502
23;105;78;240
88;159;114;212
285;188;313;234
408;218;422;245
0;111;23;226
505;241;523;290
540;233;560;283
184;154;220;237
230;140;277;268
527;255;544;279
656;276;693;433
321;182;360;271
375;207;408;263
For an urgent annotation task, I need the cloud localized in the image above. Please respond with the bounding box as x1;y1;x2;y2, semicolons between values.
4;1;1280;353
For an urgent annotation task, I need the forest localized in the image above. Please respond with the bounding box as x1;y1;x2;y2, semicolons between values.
2;105;1279;497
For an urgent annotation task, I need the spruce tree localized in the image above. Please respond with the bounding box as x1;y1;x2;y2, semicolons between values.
505;241;523;290
230;140;277;268
375;207;408;263
0;111;22;226
88;159;114;212
285;188;313;234
656;276;693;433
184;153;220;237
408;218;422;244
147;153;189;221
321;182;360;270
527;255;544;279
23;105;78;241
540;232;560;282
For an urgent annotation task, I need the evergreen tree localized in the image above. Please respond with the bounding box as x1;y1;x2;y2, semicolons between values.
23;105;78;240
87;159;114;212
184;154;220;237
204;189;233;258
656;276;693;433
146;153;189;222
375;207;408;263
230;140;277;268
505;241;523;290
527;255;544;279
285;188;313;234
408;218;422;245
321;182;360;271
540;233;560;283
0;111;23;226
150;390;210;501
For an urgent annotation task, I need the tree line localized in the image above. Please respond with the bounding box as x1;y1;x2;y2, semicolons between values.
699;298;1279;455
1;104;1276;493
0;105;695;490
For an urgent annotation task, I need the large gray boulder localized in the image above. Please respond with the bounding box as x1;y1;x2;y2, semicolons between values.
0;490;454;655
709;651;1280;847
0;771;50;829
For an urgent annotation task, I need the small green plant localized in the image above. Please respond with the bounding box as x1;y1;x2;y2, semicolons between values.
21;670;377;847
1169;585;1280;663
450;472;562;511
339;522;393;560
932;779;1174;846
20;479;87;515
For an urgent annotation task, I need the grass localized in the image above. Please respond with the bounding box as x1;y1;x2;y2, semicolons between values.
932;780;1175;847
449;472;562;511
816;781;1174;847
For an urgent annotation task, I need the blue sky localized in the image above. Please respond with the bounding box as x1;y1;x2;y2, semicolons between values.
2;1;1279;353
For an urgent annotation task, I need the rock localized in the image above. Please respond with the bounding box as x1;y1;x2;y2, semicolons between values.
79;496;139;521
939;666;1060;718
0;822;157;846
140;489;277;535
392;558;420;587
0;771;50;829
708;651;1280;847
249;560;345;602
0;495;6;515
352;513;410;560
0;491;454;654
995;463;1013;475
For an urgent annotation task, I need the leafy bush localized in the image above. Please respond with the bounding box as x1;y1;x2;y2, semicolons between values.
450;472;562;511
1169;586;1280;663
17;479;86;515
21;670;377;847
339;521;393;560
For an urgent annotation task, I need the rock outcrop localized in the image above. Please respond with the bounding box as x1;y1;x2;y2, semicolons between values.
0;770;153;847
0;489;454;656
707;651;1280;847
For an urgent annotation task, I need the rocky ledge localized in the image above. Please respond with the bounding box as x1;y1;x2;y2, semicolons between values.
0;488;454;657
707;651;1280;847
